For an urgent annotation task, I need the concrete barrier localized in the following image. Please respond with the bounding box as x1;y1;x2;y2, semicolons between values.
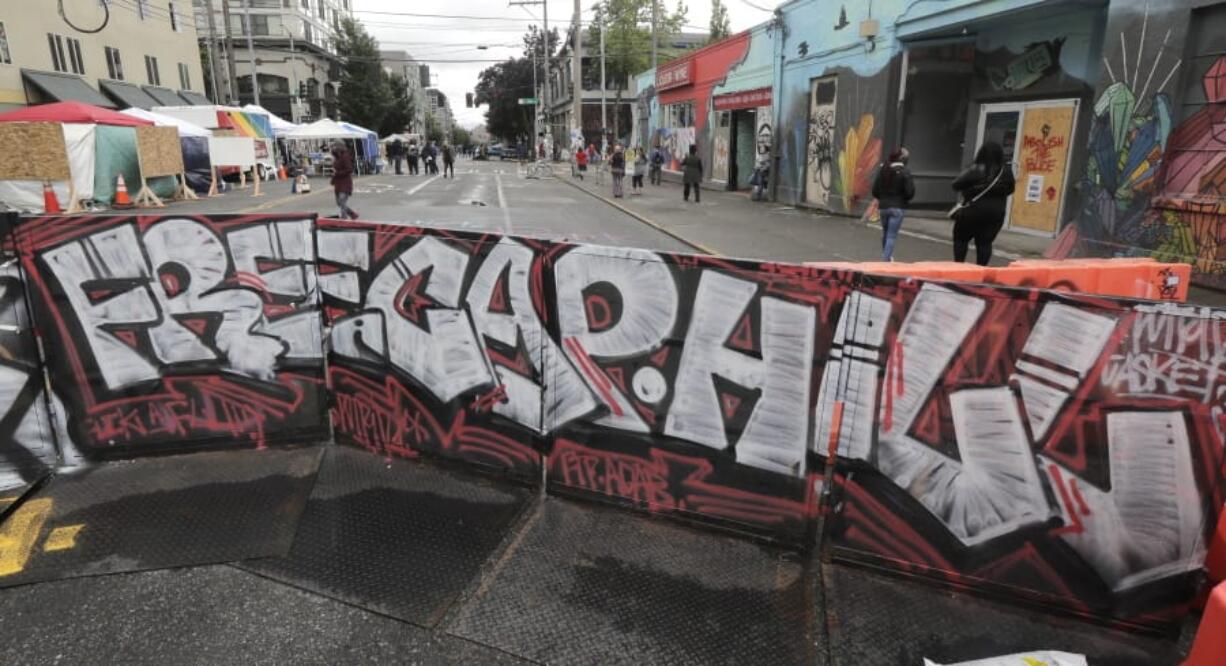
4;213;1221;631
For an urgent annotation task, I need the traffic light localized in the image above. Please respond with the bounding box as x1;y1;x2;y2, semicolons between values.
466;92;474;108
298;81;306;99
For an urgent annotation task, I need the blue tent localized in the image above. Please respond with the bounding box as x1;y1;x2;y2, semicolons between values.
340;122;378;161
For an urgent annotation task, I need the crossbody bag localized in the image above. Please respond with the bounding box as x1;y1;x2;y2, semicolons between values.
947;166;1005;220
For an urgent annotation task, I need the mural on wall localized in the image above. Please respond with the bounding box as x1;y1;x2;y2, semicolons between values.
713;125;731;182
13;214;330;457
820;277;1224;628
984;38;1067;91
1065;3;1226;287
659;126;697;171
805;76;838;207
837;114;883;213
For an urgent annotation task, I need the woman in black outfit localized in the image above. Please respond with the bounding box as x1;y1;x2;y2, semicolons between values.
951;142;1016;265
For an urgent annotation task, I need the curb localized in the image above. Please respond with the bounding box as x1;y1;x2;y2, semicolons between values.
559;176;724;257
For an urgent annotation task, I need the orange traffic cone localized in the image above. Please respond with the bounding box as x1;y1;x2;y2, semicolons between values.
42;181;62;214
113;174;133;208
278;164;288;180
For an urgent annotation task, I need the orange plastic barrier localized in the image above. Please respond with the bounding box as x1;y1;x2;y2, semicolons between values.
1207;512;1226;584
1184;581;1226;666
805;258;1190;302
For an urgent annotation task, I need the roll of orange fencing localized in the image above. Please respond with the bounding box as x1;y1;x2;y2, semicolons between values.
804;258;1191;302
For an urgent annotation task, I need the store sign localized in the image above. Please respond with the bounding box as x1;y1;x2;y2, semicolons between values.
656;60;694;91
713;87;773;111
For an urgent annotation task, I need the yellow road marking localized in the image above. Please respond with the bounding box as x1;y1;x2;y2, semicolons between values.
0;498;53;576
43;524;85;552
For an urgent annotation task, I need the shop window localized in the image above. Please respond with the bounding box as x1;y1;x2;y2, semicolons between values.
1161;4;1226;200
901;41;976;198
106;46;123;80
0;23;9;65
665;101;694;128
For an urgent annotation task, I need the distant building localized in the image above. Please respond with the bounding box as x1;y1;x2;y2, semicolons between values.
0;1;206;112
380;50;428;134
547;30;707;147
192;0;354;122
425;87;453;139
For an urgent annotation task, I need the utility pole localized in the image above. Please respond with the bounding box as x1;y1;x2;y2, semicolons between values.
220;0;238;103
599;11;606;151
509;0;550;142
572;0;582;148
286;26;298;122
243;2;260;106
203;0;222;104
651;0;658;71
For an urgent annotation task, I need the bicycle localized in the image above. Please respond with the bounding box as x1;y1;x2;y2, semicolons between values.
524;160;555;179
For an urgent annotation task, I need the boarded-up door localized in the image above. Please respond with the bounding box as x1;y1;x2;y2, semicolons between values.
805;76;837;207
1008;103;1076;234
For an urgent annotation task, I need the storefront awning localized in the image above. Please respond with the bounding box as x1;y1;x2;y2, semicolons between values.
143;86;188;106
178;90;210;105
713;87;773;112
99;80;160;109
21;69;116;108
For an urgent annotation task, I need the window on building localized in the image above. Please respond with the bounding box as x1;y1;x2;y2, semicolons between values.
48;34;67;72
251;14;269;36
301;0;309;9
303;22;313;44
900;41;975;204
0;23;11;65
145;55;161;86
231;15;245;35
169;2;178;31
664;102;695;128
137;0;148;20
106;46;123;80
318;3;326;20
69;37;84;74
178;62;190;90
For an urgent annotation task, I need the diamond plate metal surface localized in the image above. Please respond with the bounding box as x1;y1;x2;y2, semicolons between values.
238;445;533;627
446;497;812;665
823;563;1182;665
0;446;321;587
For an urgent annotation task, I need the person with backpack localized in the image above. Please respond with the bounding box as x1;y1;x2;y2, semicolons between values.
632;148;648;195
871;147;916;262
649;145;665;185
951;142;1017;265
610;144;627;198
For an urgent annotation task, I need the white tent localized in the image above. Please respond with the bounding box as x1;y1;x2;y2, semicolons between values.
280;118;366;141
242;104;299;136
120;108;212;137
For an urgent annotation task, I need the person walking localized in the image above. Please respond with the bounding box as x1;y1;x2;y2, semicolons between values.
632;148;647;195
389;138;404;175
610;144;627;198
589;144;604;186
650;145;665;185
575;145;588;180
871;148;916;261
682;144;703;203
951;141;1016;266
443;143;455;178
407;141;420;175
330;141;359;220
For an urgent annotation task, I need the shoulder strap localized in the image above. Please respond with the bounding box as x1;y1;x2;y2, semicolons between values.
968;165;1005;204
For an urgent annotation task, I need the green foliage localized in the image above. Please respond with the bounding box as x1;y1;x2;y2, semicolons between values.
474;56;536;143
379;74;416;136
336;18;392;129
588;0;688;87
452;126;473;147
425;113;444;143
709;0;730;42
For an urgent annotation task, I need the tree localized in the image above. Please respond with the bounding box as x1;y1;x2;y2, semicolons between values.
452;126;473;147
709;0;730;42
425;113;445;144
379;73;416;136
588;0;688;141
474;57;536;143
335;18;392;128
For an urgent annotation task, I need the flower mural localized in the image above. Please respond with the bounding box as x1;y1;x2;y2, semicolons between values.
837;114;882;213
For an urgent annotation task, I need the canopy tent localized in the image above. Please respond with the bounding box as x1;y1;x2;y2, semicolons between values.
150;105;219;129
0;123;96;213
340;122;378;162
0;100;151;126
280;118;366;141
242;104;299;136
217;109;273;139
119;108;212;137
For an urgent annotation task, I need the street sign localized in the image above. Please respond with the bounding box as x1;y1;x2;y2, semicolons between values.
517;98;538;105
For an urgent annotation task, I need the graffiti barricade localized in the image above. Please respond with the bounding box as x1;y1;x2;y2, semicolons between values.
819;276;1225;628
13;214;329;457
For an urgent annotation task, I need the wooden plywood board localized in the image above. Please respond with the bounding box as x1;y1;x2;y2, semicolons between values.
136;126;184;178
0;122;70;181
1009;105;1075;234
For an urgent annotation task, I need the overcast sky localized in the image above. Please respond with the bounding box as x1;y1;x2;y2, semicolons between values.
353;0;782;128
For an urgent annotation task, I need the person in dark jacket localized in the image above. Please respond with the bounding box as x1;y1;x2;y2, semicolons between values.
871;147;916;261
610;144;626;198
682;144;703;203
951;141;1017;265
330;141;358;220
442;143;455;178
407;141;420;175
389;138;404;175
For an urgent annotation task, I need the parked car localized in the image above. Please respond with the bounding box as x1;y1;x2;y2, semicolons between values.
487;144;504;158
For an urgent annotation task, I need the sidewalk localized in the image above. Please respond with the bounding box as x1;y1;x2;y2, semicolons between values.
561;170;1048;265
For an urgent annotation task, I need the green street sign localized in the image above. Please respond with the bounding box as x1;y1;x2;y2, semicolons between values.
517;97;538;105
